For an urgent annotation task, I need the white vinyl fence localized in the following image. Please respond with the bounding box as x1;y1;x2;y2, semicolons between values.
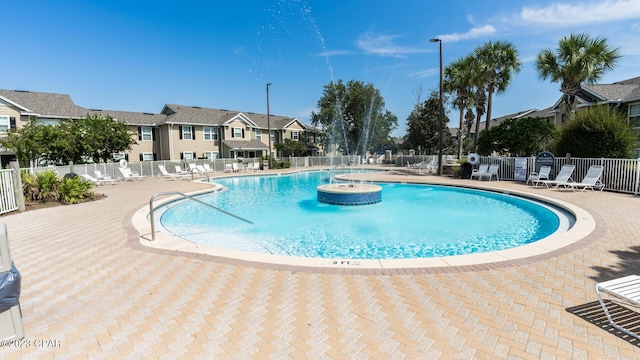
0;169;18;215
21;155;640;195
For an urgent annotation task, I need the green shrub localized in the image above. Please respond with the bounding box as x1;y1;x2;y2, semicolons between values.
59;176;95;204
35;170;60;202
21;171;39;201
20;170;95;205
554;106;637;158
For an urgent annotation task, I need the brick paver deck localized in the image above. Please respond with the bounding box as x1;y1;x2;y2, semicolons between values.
2;167;640;359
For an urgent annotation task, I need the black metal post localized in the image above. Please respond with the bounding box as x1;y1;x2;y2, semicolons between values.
266;83;272;169
430;38;444;176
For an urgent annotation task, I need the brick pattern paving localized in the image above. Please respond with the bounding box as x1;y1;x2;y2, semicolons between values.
2;170;640;359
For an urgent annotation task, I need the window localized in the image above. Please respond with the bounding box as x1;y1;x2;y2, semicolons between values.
291;131;299;140
0;116;8;132
140;152;154;161
180;126;194;140
180;152;195;160
256;129;262;141
203;127;218;141
270;130;275;142
139;127;153;141
233;127;244;138
203;151;219;159
629;104;640;129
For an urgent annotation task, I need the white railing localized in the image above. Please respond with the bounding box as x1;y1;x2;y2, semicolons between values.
22;156;360;180
0;169;18;215
477;156;640;194
23;155;640;195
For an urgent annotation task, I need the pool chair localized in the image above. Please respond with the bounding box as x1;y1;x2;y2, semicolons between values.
92;170;115;185
158;165;186;180
526;165;551;186
203;164;215;173
251;162;260;171
223;164;233;173
81;173;105;186
94;170;115;184
232;163;240;172
470;164;489;180
174;165;189;175
118;167;144;181
484;164;500;181
536;164;575;189
595;275;640;340
556;164;605;192
188;163;206;176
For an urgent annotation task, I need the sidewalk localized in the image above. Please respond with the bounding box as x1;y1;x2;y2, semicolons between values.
2;173;640;358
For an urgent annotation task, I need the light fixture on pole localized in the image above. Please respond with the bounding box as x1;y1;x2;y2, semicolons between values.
430;38;444;176
266;83;272;170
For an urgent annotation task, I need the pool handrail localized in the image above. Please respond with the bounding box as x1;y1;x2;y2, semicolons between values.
148;191;253;241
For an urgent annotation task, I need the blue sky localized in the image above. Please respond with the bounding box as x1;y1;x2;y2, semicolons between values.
3;0;640;136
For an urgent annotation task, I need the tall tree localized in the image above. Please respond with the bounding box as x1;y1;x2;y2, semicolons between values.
474;40;521;131
535;33;620;124
404;90;451;154
0;114;137;165
469;57;487;151
476;117;556;156
310;80;398;156
444;55;475;159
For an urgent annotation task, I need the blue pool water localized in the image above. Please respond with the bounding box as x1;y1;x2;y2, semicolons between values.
158;170;567;259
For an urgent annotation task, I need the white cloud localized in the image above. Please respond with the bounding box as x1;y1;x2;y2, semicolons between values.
356;32;429;58
436;25;497;43
517;0;640;26
316;49;352;57
410;68;439;79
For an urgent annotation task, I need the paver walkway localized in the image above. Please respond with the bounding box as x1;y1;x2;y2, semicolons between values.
2;168;640;359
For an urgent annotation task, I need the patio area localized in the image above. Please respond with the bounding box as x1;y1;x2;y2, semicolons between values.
2;168;640;359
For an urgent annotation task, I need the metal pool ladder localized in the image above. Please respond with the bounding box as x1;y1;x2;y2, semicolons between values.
148;191;253;241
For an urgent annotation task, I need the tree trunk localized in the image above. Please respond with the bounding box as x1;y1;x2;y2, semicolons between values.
485;89;494;131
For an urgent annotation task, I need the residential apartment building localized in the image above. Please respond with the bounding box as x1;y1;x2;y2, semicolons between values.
0;89;322;166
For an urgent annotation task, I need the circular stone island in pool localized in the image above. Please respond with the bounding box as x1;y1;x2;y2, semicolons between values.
317;183;382;205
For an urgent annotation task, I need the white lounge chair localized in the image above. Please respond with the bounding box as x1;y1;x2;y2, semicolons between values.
223;164;233;173
482;164;500;181
118;167;144;181
174;165;189;175
526;165;551;186
595;275;640;340
203;164;215;173
470;164;489;180
94;170;114;185
232;163;240;172
188;163;206;176
537;164;575;189
556;165;605;192
251;162;260;171
158;165;186;180
80;173;103;186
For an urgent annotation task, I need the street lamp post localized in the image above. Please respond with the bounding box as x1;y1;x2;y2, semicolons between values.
430;38;444;176
266;83;272;170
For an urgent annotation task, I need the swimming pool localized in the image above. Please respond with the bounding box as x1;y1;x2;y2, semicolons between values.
156;170;573;260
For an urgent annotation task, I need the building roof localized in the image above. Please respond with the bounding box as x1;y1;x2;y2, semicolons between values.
88;109;166;125
222;139;269;150
0;89;88;118
0;89;317;132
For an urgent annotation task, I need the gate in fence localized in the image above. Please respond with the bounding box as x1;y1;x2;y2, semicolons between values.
0;170;18;215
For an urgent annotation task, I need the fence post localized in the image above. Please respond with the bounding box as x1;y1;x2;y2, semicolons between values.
9;162;24;212
635;158;640;196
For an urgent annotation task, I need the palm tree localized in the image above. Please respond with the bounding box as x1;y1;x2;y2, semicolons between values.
468;57;487;151
535;33;620;124
444;56;475;159
474;41;521;131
